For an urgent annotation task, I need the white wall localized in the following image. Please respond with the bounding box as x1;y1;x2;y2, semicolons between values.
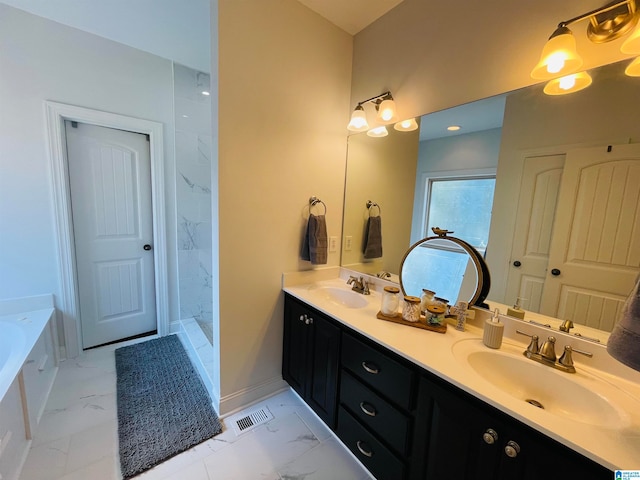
410;129;501;243
217;0;352;413
0;5;179;337
0;0;210;73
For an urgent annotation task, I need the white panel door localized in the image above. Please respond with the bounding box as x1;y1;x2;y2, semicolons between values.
506;154;565;312
540;143;640;330
66;121;156;348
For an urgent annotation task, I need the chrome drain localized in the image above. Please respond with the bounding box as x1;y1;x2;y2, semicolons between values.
526;398;544;409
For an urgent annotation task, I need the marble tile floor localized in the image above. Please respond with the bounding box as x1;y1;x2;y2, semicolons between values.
19;340;373;480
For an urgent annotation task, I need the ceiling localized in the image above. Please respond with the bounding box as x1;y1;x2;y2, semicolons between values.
296;0;404;35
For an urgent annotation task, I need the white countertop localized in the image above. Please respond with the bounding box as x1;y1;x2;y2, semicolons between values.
283;275;640;471
0;308;55;401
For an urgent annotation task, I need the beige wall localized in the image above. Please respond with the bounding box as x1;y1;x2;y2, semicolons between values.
487;64;640;302
218;0;352;412
351;0;632;120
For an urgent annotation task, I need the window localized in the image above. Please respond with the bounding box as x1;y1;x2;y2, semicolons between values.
404;176;495;303
425;176;495;251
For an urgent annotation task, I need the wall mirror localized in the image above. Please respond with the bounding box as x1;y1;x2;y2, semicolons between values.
399;234;491;307
341;58;640;337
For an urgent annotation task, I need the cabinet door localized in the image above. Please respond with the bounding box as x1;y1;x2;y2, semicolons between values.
307;312;341;428
413;374;612;480
282;296;311;398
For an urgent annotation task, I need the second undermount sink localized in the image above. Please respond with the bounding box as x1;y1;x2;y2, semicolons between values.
309;286;368;309
452;339;635;429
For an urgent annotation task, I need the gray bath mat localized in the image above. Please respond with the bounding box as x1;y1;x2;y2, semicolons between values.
115;335;222;479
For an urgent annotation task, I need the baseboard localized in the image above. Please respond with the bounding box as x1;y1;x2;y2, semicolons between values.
219;376;289;417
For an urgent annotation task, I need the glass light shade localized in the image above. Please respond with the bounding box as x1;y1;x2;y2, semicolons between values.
625;56;640;77
367;126;388;137
621;23;640;54
394;118;419;131
376;99;398;123
347;107;369;132
543;71;592;95
531;27;583;80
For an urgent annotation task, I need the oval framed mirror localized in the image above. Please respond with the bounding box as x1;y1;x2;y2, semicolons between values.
399;234;490;307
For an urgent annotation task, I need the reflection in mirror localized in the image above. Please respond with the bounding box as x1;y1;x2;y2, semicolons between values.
341;59;640;336
399;236;484;307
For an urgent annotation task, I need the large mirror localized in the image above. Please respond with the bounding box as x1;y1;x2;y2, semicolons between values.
342;59;640;336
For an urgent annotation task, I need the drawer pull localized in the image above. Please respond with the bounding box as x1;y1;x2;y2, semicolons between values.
356;440;373;458
361;361;380;374
359;401;377;417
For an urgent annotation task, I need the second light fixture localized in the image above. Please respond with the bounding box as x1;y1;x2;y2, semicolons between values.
347;91;418;135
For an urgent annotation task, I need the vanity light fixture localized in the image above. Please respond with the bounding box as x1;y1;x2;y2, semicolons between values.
347;91;398;132
543;71;593;95
394;118;419;131
367;126;389;137
625;55;640;75
532;0;640;94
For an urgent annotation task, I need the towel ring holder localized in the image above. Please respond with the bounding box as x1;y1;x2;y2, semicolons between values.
366;200;381;217
309;196;327;215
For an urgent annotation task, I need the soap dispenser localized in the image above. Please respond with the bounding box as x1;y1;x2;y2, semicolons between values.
483;308;504;349
507;297;526;319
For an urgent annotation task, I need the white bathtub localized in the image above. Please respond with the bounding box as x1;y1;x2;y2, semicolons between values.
0;298;58;480
0;321;26;401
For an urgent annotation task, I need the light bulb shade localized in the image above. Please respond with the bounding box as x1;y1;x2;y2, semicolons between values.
376;98;398;123
347;106;369;132
394;118;419;131
367;126;388;137
531;27;583;80
625;56;640;76
621;22;640;54
543;71;592;95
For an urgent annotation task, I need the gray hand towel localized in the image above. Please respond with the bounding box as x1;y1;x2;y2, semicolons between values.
363;215;382;259
301;214;328;265
607;276;640;372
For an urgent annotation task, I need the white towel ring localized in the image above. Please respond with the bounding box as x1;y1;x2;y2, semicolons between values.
366;200;381;217
309;196;327;215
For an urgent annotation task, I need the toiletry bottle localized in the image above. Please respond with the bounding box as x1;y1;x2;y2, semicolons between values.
483;308;504;349
454;301;468;331
507;297;526;319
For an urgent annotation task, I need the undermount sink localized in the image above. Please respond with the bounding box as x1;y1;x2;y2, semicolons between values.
308;286;368;309
452;339;635;429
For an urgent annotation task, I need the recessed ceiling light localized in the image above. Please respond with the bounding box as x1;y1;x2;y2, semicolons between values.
447;125;461;131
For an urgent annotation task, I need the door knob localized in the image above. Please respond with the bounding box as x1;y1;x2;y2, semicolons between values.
513;260;521;267
143;244;152;251
551;268;561;276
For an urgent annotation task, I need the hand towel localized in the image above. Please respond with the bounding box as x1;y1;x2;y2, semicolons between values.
363;215;382;259
607;276;640;372
301;214;328;265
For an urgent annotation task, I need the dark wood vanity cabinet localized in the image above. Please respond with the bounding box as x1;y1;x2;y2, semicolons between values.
337;332;416;480
282;295;613;480
282;294;341;428
411;374;612;480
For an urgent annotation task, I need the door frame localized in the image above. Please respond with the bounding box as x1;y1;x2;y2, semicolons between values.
45;101;169;357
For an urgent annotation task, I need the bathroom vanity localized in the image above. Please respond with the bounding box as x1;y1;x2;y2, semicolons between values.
283;275;639;479
0;297;58;480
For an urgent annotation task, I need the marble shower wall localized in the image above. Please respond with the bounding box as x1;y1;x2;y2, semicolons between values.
174;63;213;339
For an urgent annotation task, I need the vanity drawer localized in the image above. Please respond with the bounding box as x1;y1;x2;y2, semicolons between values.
341;333;414;410
337;406;406;480
340;370;411;456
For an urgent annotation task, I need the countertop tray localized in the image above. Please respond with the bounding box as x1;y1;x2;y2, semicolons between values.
376;311;447;334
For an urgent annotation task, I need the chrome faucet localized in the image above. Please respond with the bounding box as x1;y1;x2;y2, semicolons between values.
347;275;370;295
376;271;391;279
516;331;593;373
